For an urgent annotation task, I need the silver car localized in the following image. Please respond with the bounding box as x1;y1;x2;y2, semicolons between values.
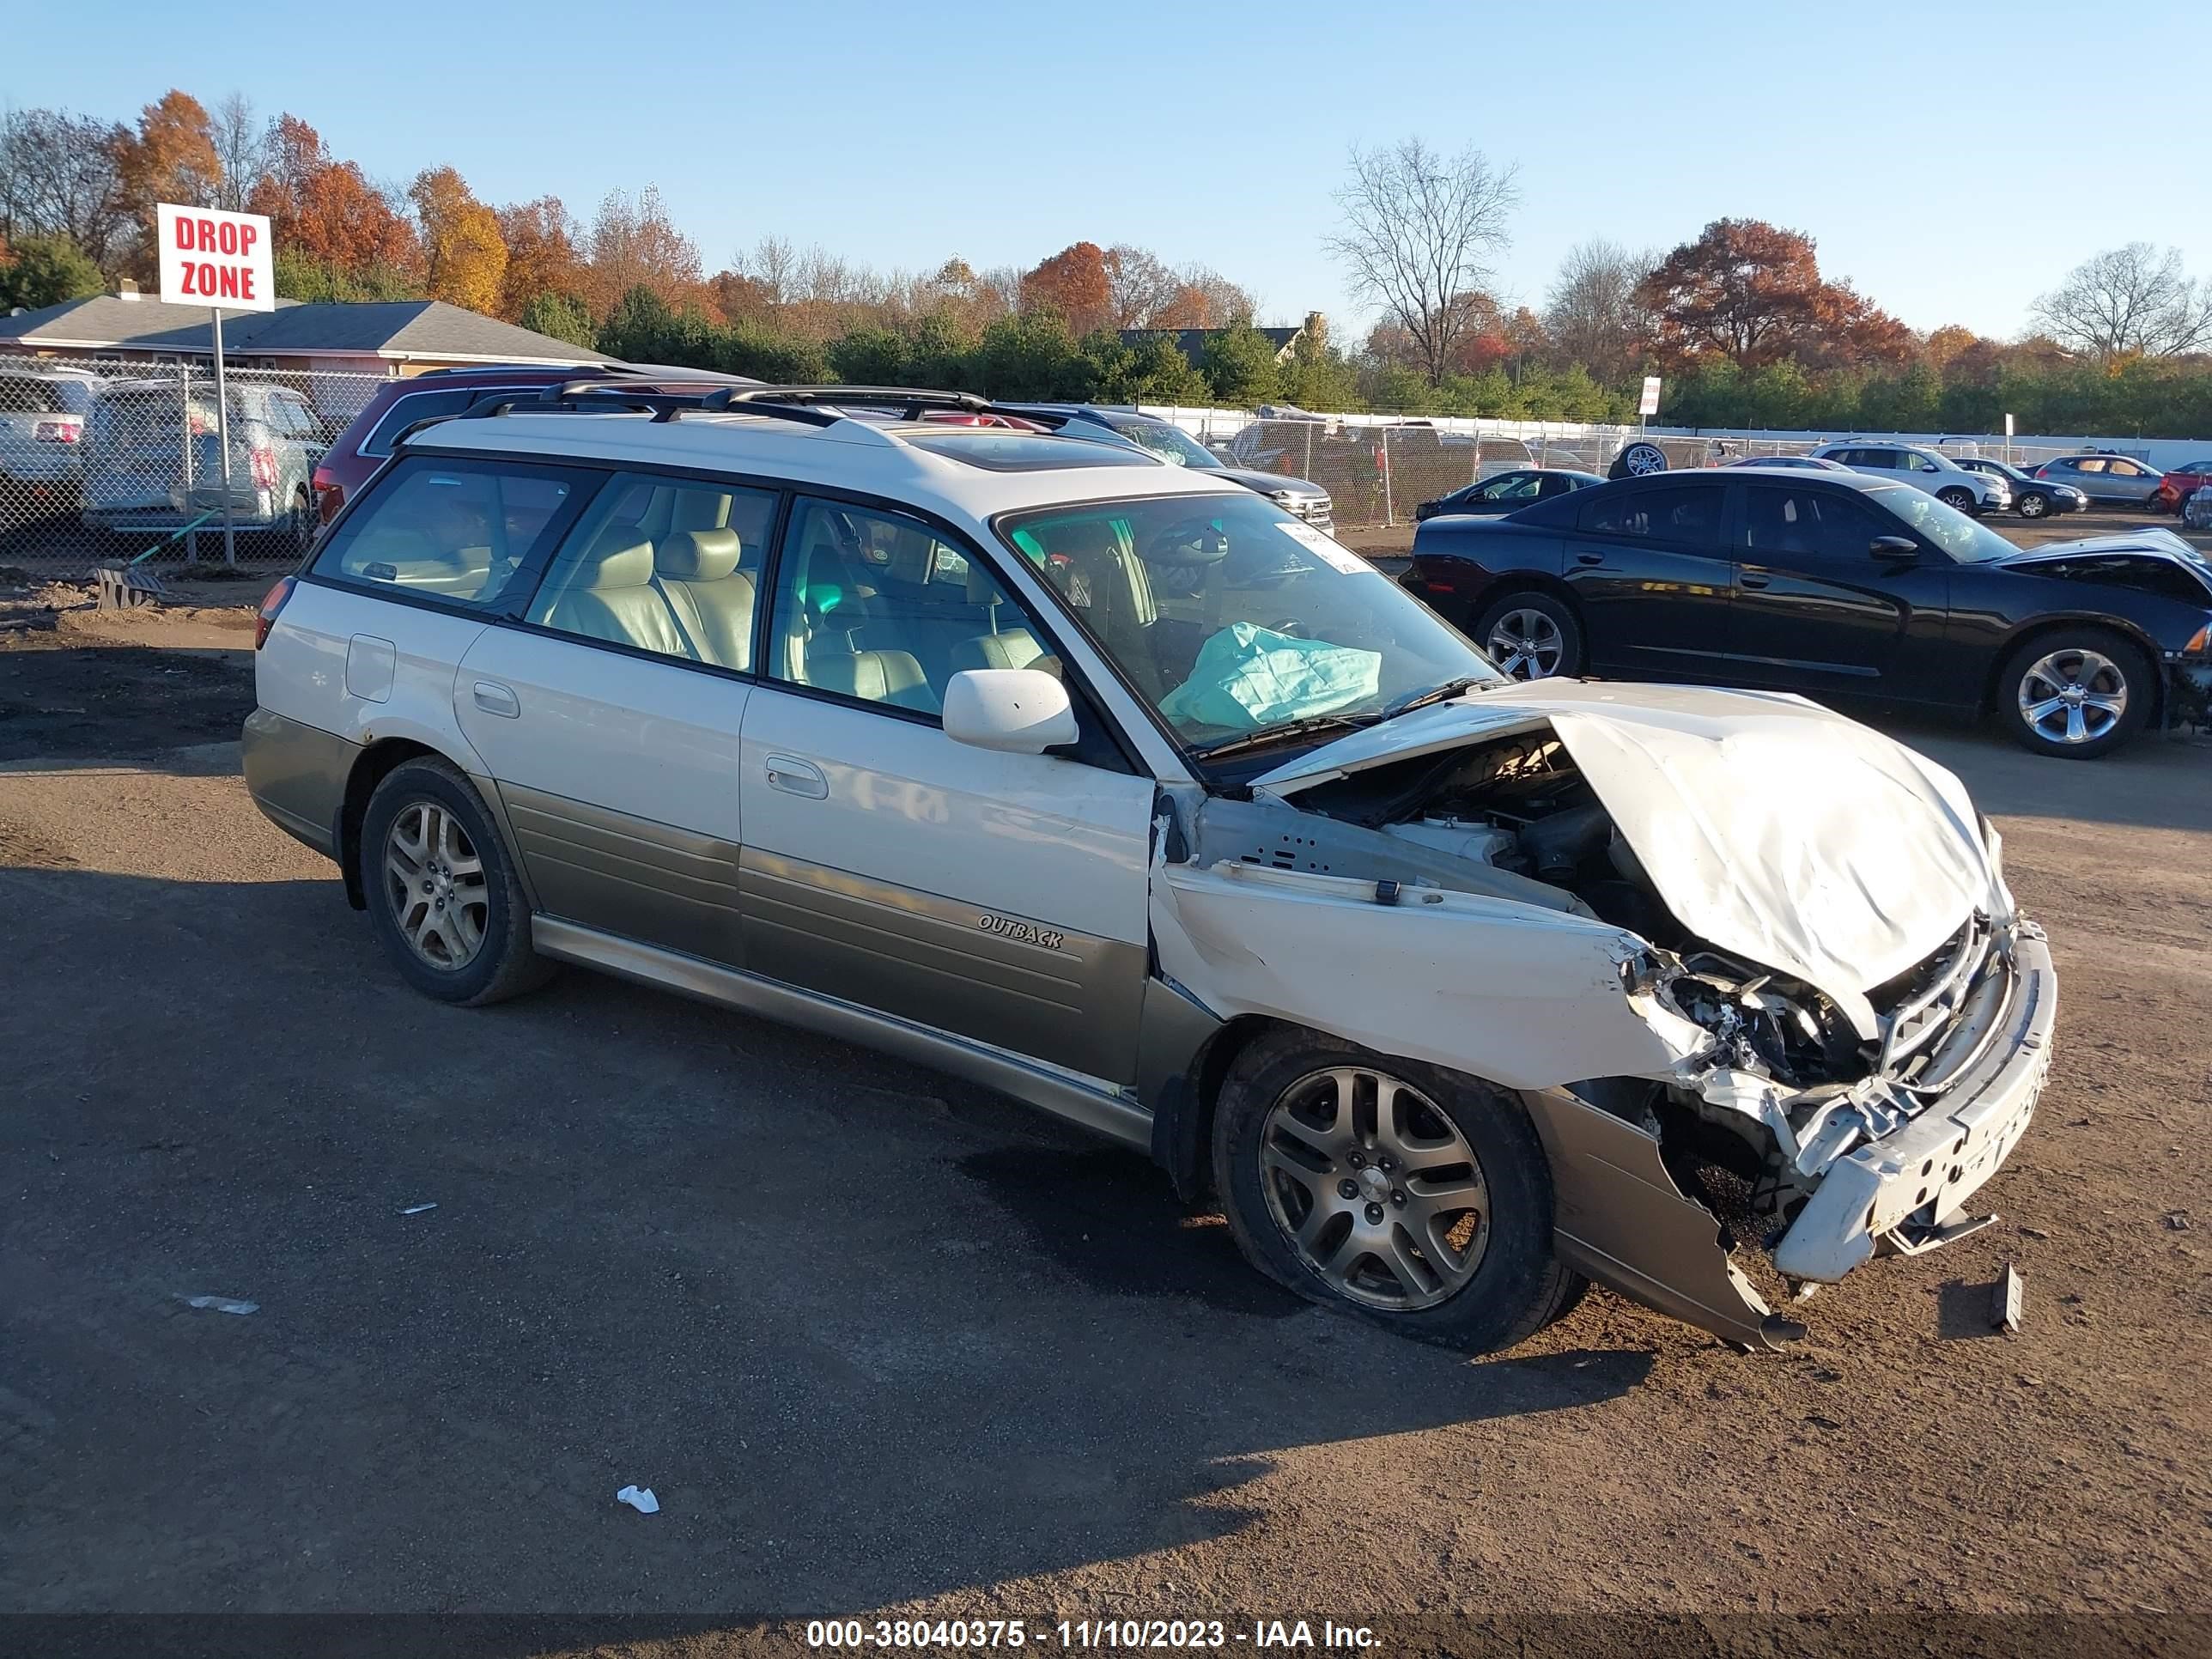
80;379;327;551
2033;453;2166;507
0;366;106;530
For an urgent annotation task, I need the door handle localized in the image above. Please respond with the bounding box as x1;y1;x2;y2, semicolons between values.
471;680;520;719
1737;570;1772;591
1574;551;1605;566
763;755;829;799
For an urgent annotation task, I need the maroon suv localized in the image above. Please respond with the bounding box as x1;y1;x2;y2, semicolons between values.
313;364;755;526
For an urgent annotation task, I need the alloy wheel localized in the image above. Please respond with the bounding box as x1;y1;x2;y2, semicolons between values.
1486;608;1565;679
2019;492;2047;518
1257;1066;1489;1311
383;800;489;970
2018;647;2129;746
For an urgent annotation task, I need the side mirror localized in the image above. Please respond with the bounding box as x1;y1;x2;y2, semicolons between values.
942;668;1078;756
1869;535;1920;562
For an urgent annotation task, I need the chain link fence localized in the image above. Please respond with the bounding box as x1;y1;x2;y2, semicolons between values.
0;355;386;576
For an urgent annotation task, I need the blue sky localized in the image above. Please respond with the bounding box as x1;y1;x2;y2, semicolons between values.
9;1;2207;343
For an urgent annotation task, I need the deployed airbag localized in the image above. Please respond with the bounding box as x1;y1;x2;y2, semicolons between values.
1158;623;1381;733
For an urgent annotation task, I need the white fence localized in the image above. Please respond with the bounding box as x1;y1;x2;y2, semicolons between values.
0;355;388;574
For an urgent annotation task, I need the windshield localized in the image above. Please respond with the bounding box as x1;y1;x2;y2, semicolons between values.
998;491;1504;757
1868;484;2018;563
1105;418;1223;470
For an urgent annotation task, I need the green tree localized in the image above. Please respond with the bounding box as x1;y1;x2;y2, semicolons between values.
967;309;1081;399
1276;341;1358;412
0;233;104;310
1200;322;1280;404
517;291;598;349
827;326;908;385
1124;333;1208;403
272;248;422;302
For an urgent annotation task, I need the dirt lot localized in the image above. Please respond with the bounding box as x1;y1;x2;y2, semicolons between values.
1;523;2209;1655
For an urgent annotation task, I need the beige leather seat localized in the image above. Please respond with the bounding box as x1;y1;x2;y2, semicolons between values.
950;556;1051;676
655;528;757;671
541;535;690;658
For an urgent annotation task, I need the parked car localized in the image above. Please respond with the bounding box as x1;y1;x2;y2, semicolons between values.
1716;455;1850;471
2149;459;2212;515
1952;456;2086;520
80;379;329;550
1001;403;1334;531
0;366;106;531
1415;468;1604;520
2186;486;2212;532
2033;453;2165;507
243;381;2057;1355
312;362;757;526
1399;469;2212;758
1807;441;2009;514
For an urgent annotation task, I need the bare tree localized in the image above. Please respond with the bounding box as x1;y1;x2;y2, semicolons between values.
1543;239;1657;382
210;94;264;211
0;107;130;268
2032;243;2212;357
1323;137;1519;386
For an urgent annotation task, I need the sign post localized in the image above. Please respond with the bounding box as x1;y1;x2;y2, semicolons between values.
1638;375;1663;430
156;204;275;567
2003;411;2015;465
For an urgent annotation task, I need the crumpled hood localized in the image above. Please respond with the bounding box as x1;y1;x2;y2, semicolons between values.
1250;679;2004;1024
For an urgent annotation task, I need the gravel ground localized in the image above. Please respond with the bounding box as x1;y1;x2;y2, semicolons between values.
0;529;2208;1656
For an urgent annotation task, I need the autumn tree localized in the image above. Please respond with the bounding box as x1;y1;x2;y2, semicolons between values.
1638;218;1907;370
2032;243;2212;357
1920;324;1981;372
410;166;507;313
582;186;702;319
210;94;264;211
111;90;223;276
1324;137;1519;386
1542;240;1656;383
246;116;420;282
1020;241;1114;335
0;108;131;271
495;196;580;320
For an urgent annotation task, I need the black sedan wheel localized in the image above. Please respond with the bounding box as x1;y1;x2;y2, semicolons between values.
2017;491;2049;519
1474;591;1583;680
1997;630;2151;759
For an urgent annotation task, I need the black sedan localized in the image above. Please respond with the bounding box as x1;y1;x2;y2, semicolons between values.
1413;467;1603;521
1952;456;2087;520
1400;467;2212;758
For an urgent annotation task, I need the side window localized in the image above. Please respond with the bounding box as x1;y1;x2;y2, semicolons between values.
767;497;1051;716
313;457;577;605
526;472;778;670
1743;486;1893;562
1907;452;1942;473
1577;483;1722;544
2073;458;2107;474
2109;459;2145;477
1858;449;1898;470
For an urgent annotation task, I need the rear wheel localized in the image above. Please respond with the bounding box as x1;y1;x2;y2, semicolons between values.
1211;1028;1584;1353
1474;590;1583;680
1997;629;2152;759
360;757;551;1004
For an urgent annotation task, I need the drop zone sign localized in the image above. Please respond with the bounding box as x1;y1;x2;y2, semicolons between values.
157;204;275;312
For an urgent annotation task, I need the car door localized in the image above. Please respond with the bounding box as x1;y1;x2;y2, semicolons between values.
1560;478;1738;678
2101;458;2160;503
453;469;779;967
1725;481;1958;702
736;495;1153;1086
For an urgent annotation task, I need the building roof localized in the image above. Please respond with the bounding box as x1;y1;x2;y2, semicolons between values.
0;294;611;365
1120;325;1305;368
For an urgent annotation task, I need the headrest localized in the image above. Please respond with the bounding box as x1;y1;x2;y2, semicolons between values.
657;527;742;581
965;556;1001;606
668;488;732;534
579;537;656;590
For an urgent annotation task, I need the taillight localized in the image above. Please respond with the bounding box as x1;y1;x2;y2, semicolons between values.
33;416;82;443
249;444;278;489
255;577;295;650
313;465;342;523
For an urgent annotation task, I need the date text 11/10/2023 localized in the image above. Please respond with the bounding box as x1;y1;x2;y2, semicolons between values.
805;1617;1378;1650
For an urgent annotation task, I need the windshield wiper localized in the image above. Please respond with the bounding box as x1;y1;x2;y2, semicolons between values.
1382;677;1492;720
1190;710;1382;763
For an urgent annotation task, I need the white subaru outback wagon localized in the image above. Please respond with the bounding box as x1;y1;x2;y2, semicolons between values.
245;383;2055;1353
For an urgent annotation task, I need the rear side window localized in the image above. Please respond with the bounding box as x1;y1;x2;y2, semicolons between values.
360;386;521;458
1577;484;1722;544
313;456;580;605
0;377;68;414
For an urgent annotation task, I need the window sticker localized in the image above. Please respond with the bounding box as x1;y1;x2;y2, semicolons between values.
1277;518;1371;575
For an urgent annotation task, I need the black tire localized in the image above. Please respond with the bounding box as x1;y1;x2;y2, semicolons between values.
1995;628;2153;759
1210;1027;1585;1354
2016;490;2049;519
1607;441;1668;480
360;757;552;1004
1936;485;1976;512
1472;589;1584;680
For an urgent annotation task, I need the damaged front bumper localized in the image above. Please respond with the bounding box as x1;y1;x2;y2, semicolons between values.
1529;919;2056;1350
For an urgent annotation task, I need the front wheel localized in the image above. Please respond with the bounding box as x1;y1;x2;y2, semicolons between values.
2017;491;2049;519
1212;1029;1584;1353
360;757;552;1004
1997;629;2152;759
1473;590;1583;680
1937;486;1977;512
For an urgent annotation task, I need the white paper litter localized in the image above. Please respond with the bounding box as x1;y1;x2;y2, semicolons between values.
400;1203;438;1216
179;1295;258;1315
616;1484;659;1515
